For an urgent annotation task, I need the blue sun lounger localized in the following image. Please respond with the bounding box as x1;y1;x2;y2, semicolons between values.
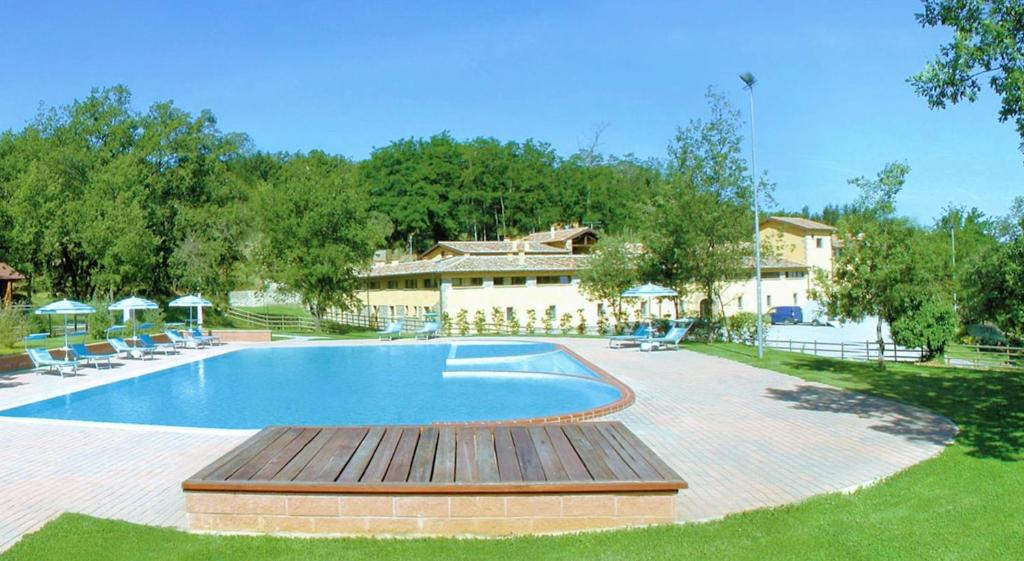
166;330;202;349
414;321;440;340
69;343;117;369
378;321;403;341
27;348;80;377
607;324;652;348
138;333;178;355
639;321;695;352
188;328;220;346
108;337;154;360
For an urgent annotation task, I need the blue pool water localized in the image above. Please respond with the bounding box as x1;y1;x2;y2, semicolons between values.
0;343;621;429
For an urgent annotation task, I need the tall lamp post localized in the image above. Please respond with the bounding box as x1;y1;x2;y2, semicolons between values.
740;72;764;359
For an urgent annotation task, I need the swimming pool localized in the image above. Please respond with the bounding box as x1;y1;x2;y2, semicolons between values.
0;342;625;429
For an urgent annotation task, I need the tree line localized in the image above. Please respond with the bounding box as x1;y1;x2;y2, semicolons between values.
0;85;656;312
0;82;1022;356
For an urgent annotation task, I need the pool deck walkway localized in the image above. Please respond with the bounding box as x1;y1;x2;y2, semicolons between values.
0;337;956;550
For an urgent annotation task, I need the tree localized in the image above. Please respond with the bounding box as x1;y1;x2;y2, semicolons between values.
911;0;1024;150
578;235;641;325
891;299;959;359
643;89;769;319
816;162;953;368
970;232;1024;343
257;152;391;318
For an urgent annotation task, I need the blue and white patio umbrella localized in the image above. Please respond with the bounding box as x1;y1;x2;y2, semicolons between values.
108;296;159;338
35;299;96;350
169;295;212;329
621;283;679;339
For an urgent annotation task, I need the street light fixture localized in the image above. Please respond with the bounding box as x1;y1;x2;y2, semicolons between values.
740;72;764;359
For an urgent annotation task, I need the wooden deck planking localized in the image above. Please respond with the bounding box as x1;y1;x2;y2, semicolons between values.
455;427;477;483
493;427;523;481
510;426;546;481
579;423;639;480
528;426;568;481
251;428;320;481
272;428;334;481
295;427;367;482
432;427;456;483
473;427;500;483
361;427;403;482
594;423;660;480
195;427;287;481
337;427;385;482
228;427;306;481
544;425;590;481
408;427;439;482
384;428;421;482
183;422;687;494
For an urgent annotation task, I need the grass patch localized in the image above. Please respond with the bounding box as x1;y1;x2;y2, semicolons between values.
234;304;313;318
4;344;1023;560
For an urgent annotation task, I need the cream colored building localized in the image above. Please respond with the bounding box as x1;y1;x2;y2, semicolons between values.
689;216;837;317
356;218;836;330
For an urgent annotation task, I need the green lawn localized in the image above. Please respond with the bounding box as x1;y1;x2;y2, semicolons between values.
3;344;1022;560
234;304;313;317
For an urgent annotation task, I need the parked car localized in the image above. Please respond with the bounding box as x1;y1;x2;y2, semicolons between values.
768;306;803;325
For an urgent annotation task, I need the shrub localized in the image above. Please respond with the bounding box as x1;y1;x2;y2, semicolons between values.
559;312;573;334
892;300;959;360
963;323;1008;347
473;310;487;335
490;307;504;334
726;312;770;344
597;310;609;335
455;309;469;336
541;311;553;334
88;308;115;340
441;312;452;336
526;309;537;335
690;316;726;342
576;309;586;335
0;308;31;348
507;309;520;335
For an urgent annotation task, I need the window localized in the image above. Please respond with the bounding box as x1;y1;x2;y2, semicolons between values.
816;237;824;249
451;278;464;287
537;275;570;285
423;278;436;289
761;272;780;279
505;307;514;321
386;280;398;289
510;276;526;285
404;279;418;289
766;295;772;307
793;293;799;305
469;277;483;287
597;302;605;317
785;271;806;279
737;296;743;310
368;281;380;290
493;277;506;286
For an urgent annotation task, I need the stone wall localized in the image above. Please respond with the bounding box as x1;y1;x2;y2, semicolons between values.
185;491;676;537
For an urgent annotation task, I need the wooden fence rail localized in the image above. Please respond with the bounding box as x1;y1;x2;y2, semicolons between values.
759;338;926;363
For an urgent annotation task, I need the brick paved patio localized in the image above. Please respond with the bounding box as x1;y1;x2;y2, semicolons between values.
0;338;955;549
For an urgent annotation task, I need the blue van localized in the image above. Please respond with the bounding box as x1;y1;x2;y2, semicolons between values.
768;306;803;325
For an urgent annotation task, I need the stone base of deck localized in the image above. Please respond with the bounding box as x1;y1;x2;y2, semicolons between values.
185;491;676;536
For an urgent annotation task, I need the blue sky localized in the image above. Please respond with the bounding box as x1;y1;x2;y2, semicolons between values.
2;0;1021;222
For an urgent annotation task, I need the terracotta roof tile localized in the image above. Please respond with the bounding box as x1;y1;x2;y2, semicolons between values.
0;262;24;280
367;254;588;278
764;216;835;231
520;226;594;244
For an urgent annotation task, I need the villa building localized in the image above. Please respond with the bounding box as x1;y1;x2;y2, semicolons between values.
357;218;836;328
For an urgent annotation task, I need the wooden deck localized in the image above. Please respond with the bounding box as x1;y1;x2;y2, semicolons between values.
184;422;687;494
